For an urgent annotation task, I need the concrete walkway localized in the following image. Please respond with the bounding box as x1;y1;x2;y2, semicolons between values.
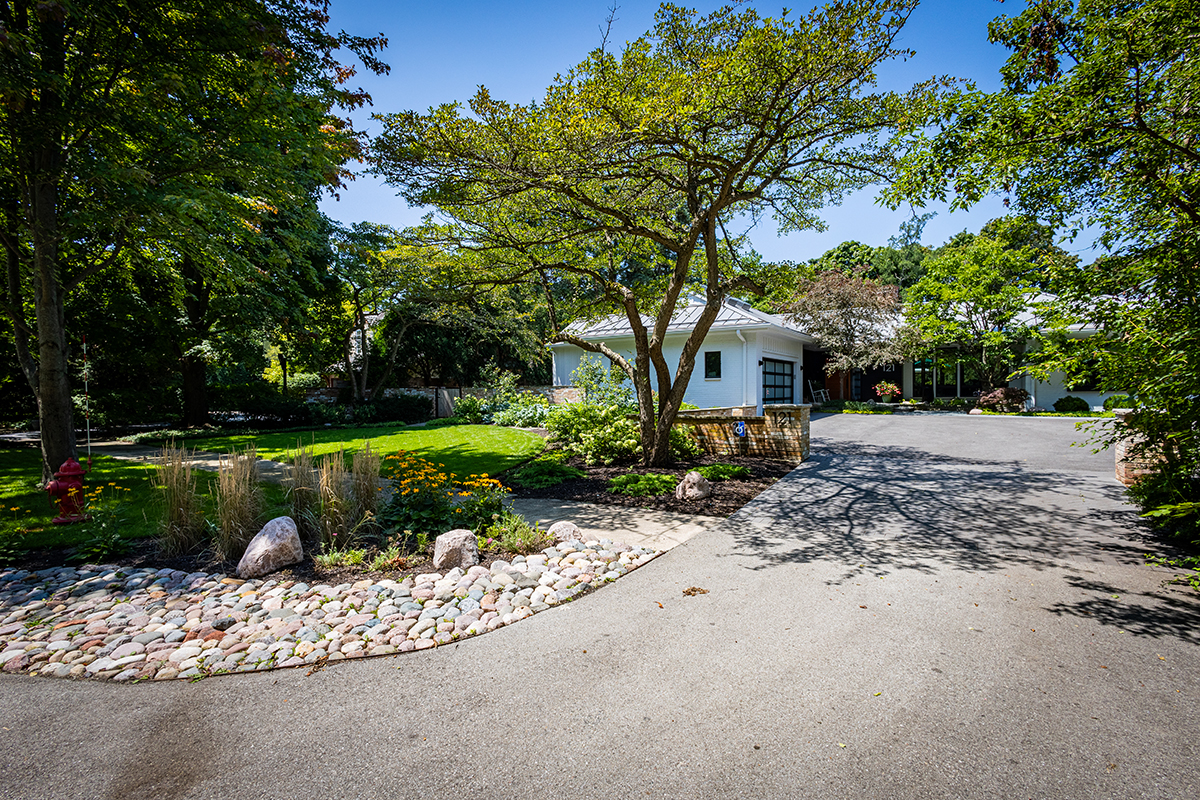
1;415;1197;799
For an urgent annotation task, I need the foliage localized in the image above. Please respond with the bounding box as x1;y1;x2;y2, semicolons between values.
286;442;321;548
545;402;698;465
486;510;553;555
607;473;678;497
1103;394;1134;411
887;0;1200;537
451;396;488;424
155;445;207;557
669;426;703;460
902;230;1041;391
381;451;507;535
68;482;133;564
784;268;904;377
546;404;640;465
1144;552;1200;593
215;447;263;561
0;0;388;474
490;393;551;428
695;464;751;481
372;1;944;465
930;397;975;411
508;459;586;489
354;395;434;426
976;388;1031;413
381;452;455;536
571;355;634;409
874;381;901;398
1053;396;1091;414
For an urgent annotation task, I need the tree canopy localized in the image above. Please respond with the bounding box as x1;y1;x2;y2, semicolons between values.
0;0;386;474
372;0;944;464
886;0;1200;534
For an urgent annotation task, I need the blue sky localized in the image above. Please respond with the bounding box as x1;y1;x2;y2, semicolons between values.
318;1;1098;263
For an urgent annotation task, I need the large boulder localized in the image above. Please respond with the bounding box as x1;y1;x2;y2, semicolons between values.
237;516;303;579
433;529;479;570
675;471;712;500
546;520;581;543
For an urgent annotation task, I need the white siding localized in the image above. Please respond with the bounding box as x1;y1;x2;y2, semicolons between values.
1022;372;1121;411
550;327;806;410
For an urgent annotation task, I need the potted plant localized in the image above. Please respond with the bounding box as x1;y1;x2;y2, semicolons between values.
874;381;901;403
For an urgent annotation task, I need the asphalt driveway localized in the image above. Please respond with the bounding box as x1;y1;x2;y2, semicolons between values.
1;414;1196;799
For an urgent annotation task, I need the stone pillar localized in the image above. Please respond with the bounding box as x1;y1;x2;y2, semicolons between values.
1113;409;1160;486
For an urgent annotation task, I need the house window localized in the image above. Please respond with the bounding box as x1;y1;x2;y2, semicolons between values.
704;351;721;379
762;358;794;405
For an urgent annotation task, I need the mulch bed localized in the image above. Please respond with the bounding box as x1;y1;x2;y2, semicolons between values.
504;454;795;518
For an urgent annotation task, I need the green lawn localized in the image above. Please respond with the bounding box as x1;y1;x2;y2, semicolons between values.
175;424;545;479
0;448;287;553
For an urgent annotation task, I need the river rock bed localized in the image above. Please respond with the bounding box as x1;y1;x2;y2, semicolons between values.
0;538;660;682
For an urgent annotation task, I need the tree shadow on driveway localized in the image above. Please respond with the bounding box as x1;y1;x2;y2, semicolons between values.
725;442;1153;581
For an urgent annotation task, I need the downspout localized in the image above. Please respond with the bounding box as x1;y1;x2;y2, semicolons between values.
736;329;749;410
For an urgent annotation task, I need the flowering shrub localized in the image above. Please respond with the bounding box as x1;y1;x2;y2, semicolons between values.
874;381;901;398
381;451;509;534
976;387;1030;413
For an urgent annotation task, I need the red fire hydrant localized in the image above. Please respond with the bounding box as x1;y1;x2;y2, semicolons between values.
46;457;89;525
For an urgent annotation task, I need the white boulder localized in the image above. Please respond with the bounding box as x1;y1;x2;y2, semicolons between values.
237;517;303;579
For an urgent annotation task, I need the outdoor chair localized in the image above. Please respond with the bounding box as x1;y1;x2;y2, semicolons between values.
808;380;830;404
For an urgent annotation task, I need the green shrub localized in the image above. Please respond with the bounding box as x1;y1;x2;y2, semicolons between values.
571;354;635;408
696;463;751;481
491;392;551;427
486;510;553;554
509;459;586;488
1053;395;1091;413
352;393;433;424
548;402;702;464
547;403;639;464
451;395;488;424
845;400;874;411
1103;394;1134;410
607;473;677;496
669;425;702;459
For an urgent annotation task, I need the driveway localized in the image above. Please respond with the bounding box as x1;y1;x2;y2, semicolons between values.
1;415;1196;799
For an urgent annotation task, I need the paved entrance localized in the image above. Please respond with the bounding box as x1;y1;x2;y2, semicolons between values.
1;415;1196;799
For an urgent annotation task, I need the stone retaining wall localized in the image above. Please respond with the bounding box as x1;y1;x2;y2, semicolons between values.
675;404;810;463
1113;409;1162;486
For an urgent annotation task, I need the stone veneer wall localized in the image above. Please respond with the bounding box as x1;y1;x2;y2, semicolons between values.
1112;409;1162;486
675;404;810;463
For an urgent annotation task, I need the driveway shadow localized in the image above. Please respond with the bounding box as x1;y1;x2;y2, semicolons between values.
725;442;1149;581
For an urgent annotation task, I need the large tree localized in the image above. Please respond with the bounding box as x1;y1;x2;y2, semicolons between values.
902;231;1040;391
886;0;1200;534
0;0;386;476
783;268;902;399
372;0;943;465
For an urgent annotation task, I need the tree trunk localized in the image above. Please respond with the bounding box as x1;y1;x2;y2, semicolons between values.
25;12;75;480
179;254;211;426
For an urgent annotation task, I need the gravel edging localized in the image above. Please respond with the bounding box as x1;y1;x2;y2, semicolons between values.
0;537;660;683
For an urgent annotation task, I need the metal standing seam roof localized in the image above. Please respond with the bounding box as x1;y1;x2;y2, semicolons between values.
559;296;814;342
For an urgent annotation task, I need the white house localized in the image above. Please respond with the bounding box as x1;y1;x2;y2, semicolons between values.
550;296;817;413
